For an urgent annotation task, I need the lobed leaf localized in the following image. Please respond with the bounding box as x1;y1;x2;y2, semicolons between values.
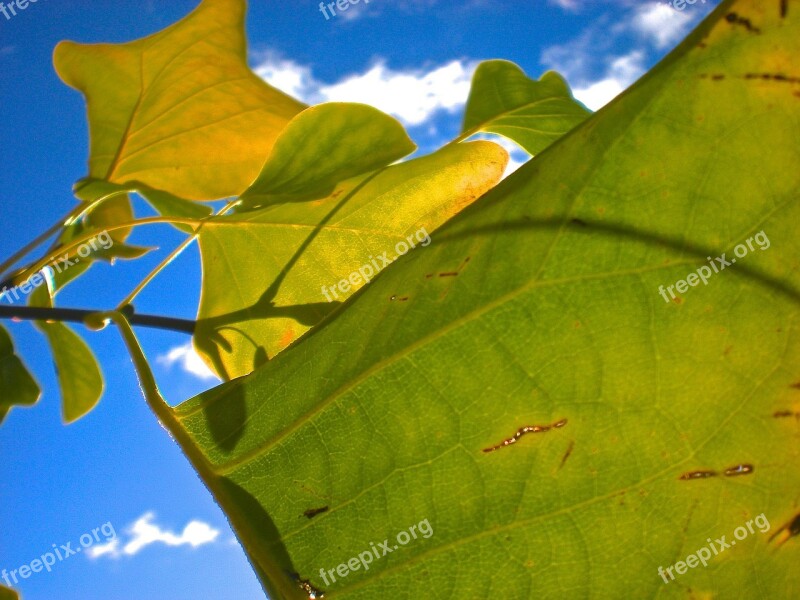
54;0;305;201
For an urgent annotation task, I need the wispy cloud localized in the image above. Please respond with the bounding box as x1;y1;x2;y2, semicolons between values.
540;1;709;110
157;342;219;381
630;2;694;49
548;0;582;11
253;52;477;127
87;513;220;559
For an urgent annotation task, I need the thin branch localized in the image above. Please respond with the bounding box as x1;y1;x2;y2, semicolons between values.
0;304;195;334
115;198;240;310
0;204;83;279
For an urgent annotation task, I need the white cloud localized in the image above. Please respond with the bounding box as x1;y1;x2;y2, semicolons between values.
87;513;220;559
253;53;316;101
253;53;477;127
573;51;646;110
540;1;714;110
318;61;476;126
631;3;694;49
157;342;219;381
86;538;120;559
548;0;582;11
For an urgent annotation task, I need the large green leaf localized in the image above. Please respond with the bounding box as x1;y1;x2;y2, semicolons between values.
0;324;40;424
195;141;508;379
461;60;590;154
240;103;417;208
53;0;305;201
169;1;800;597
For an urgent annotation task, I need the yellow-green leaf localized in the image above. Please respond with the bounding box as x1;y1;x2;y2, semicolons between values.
461;60;590;154
170;1;800;597
241;103;417;208
54;0;305;201
195;141;508;379
30;286;104;423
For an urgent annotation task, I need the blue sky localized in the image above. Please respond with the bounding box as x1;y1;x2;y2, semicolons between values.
0;1;718;598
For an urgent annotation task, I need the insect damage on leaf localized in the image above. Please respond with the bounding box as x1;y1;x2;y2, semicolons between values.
303;506;329;519
678;464;755;480
679;470;718;480
773;409;800;418
725;11;761;33
290;572;325;599
724;464;754;477
557;440;575;471
483;418;568;453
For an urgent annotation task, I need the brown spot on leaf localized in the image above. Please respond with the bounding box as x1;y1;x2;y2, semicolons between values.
723;464;754;477
558;440;575;470
726;12;761;33
483;418;568;453
303;506;329;519
773;409;799;419
679;470;717;480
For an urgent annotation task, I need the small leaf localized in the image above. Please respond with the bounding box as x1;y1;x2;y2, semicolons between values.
461;60;590;154
241;103;416;207
139;186;213;234
54;0;305;201
65;181;152;265
30;287;104;423
0;324;40;424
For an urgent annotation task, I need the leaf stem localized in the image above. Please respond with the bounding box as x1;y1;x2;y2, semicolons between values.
0;304;195;334
14;216;206;283
0;188;133;281
0;204;83;279
115;199;240;310
96;311;305;600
